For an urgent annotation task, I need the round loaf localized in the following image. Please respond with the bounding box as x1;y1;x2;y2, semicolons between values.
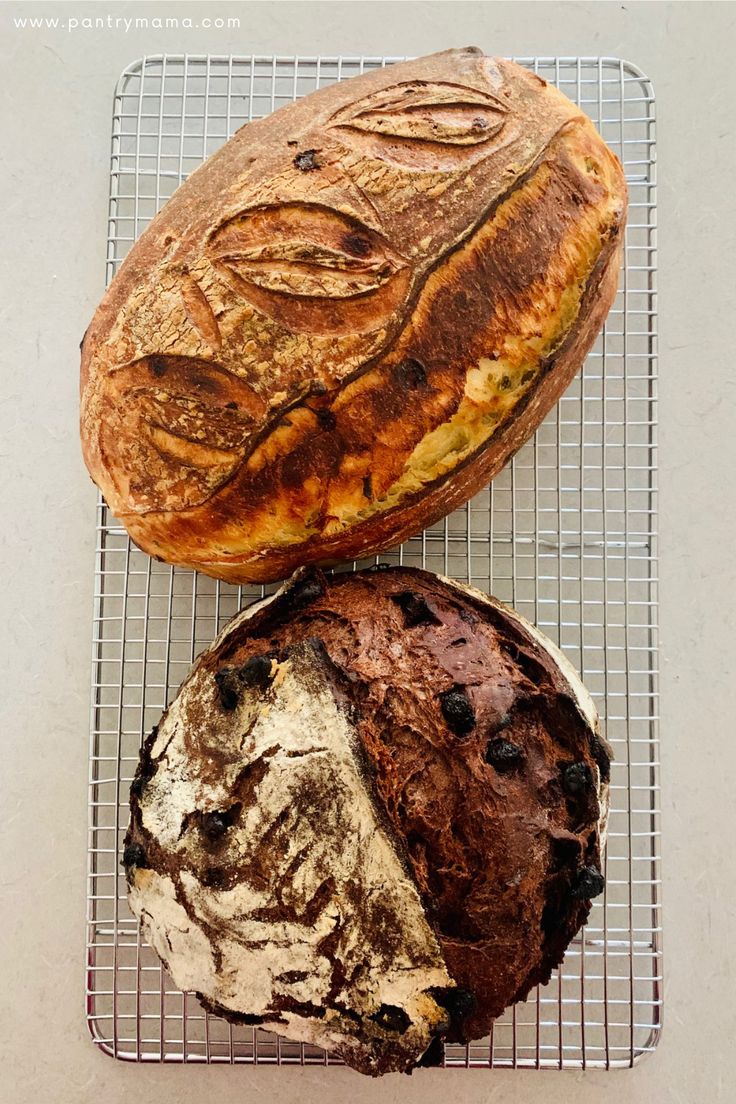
82;48;626;582
125;566;611;1074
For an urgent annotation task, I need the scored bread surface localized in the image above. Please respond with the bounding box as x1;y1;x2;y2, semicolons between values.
81;47;627;582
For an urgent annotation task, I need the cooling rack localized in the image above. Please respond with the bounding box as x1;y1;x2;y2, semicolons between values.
86;54;660;1070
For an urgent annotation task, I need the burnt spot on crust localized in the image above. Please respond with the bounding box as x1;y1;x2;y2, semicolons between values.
369;1004;412;1034
293;149;320;171
122;843;148;870
484;737;524;772
276;969;310;985
362;474;373;500
342;232;373;257
439;686;476;737
561;761;592;795
571;865;605;900
240;654;276;689
215;653;274;710
389;590;442;628
129;744;158;801
417;1035;446;1066
458;606;479;627
252;568;327;636
560;760;599;829
200;865;238;890
179;802;243;846
394;357;428;389
316;407;338;432
589;732;612;783
149;355;169;378
129;774;146;801
426;986;476;1029
539;856;591;954
200;803;242;842
201;812;231;840
215;668;241;711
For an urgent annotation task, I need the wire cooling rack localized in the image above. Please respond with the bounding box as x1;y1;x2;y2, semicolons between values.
86;54;659;1070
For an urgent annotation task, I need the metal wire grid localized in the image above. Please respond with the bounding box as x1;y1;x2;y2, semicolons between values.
86;54;659;1070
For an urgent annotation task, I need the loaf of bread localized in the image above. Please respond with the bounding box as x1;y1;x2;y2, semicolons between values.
124;566;611;1074
81;47;626;583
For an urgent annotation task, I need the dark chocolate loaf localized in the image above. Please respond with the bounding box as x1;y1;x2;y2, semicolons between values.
125;566;610;1074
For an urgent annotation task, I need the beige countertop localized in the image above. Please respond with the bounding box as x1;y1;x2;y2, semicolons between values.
1;1;734;1100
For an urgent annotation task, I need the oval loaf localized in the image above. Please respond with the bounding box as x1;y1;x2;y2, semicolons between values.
81;48;627;582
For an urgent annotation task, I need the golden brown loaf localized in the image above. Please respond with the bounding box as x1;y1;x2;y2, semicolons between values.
124;566;610;1074
81;48;627;582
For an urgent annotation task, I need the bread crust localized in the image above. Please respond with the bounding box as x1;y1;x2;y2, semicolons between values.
81;48;627;582
126;566;611;1063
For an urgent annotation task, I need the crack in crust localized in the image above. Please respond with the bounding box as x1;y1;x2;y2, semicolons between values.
81;48;627;582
